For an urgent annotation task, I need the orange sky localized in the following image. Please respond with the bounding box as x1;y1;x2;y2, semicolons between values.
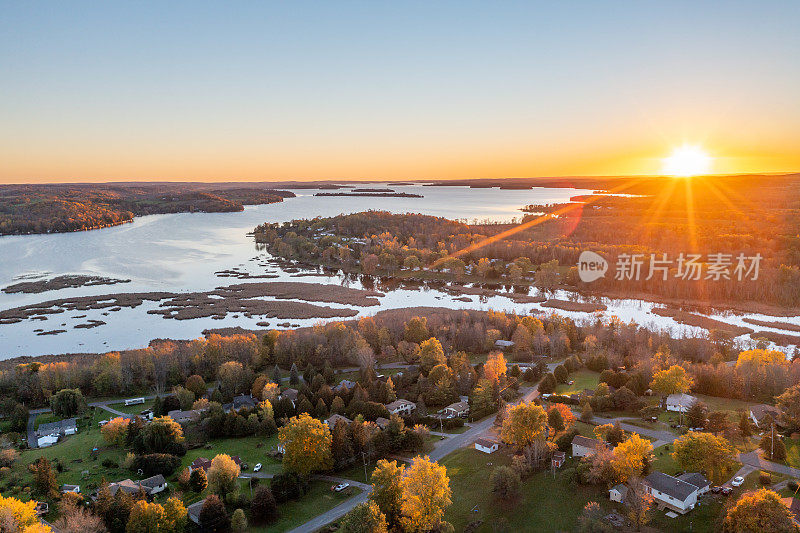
2;3;798;183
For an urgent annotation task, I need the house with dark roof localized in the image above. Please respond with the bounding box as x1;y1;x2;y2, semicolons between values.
750;404;781;428
677;472;710;495
223;394;257;412
335;380;356;392
94;474;167;500
643;471;700;513
187;497;208;525
375;417;390;430
571;435;610;458
324;414;352;430
167;409;202;424
36;418;77;438
280;388;299;407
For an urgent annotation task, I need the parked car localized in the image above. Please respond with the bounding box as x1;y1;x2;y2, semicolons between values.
711;486;722;494
721;487;733;495
240;463;249;471
731;476;744;487
332;483;350;492
253;463;262;472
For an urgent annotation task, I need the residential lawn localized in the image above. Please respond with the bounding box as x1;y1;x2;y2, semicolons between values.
443;448;606;532
693;393;758;416
106;399;155;415
247;480;360;532
33;412;60;429
4;409;126;511
180;435;283;476
783;438;800;469
574;421;598;438
555;370;600;396
652;443;679;475
646;493;724;533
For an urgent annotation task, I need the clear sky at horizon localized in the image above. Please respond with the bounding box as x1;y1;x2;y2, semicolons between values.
2;1;799;183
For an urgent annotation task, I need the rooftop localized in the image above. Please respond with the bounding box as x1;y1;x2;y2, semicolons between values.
644;472;698;501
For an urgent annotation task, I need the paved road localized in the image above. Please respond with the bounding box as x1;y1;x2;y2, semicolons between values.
589;414;678;445
739;451;800;478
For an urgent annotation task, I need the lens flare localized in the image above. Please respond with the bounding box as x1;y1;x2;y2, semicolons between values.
661;145;713;177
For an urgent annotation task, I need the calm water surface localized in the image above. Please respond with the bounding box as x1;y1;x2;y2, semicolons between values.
0;185;797;358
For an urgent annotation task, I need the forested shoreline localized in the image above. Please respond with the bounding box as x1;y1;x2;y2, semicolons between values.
0;184;295;235
253;174;800;310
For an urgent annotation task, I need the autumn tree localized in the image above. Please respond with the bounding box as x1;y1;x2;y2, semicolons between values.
185;374;207;399
723;488;799;533
231;509;248;532
199;494;229;532
761;432;788;461
0;494;51;533
370;459;405;527
279;413;333;476
649;365;693;397
501;401;547;450
251;486;278;524
217;361;247;400
339;501;389;533
538;373;557;394
54;500;104;533
626;477;653;531
612;434;653;483
399;456;452;533
207;454;241;500
31;456;58;498
777;384;800;430
672;432;737;484
548;403;575;434
162;497;188;533
49;388;87;418
419;338;446;374
101;417;129;446
403;317;430;344
491;465;521;502
134;416;184;455
484;351;507;385
190;467;208;492
126;500;164;533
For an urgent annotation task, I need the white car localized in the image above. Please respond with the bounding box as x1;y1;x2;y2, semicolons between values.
333;483;350;492
253;463;262;472
731;476;744;487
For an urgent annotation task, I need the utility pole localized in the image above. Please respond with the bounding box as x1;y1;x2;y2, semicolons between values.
362;451;368;483
772;422;775;459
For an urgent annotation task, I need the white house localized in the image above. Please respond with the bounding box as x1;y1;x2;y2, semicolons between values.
494;340;515;349
386;399;416;416
61;484;81;494
609;483;628;503
474;438;499;454
666;393;697;413
643;472;699;514
37;435;59;448
443;401;469;419
571;435;610;458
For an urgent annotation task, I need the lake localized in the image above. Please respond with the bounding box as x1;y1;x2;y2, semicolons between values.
0;184;798;358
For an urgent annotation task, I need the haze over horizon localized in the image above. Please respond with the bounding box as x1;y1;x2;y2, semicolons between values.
2;1;799;184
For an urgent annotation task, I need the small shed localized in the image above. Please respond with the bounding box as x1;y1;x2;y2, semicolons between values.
552;451;566;468
475;438;499;454
610;483;628;503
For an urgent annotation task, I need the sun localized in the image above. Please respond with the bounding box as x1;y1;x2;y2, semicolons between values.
661;145;713;177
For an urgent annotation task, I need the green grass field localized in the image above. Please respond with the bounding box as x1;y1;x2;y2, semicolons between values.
106;399;155;415
180;435;283;476
442;448;607;532
555;369;600;396
248;480;359;532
